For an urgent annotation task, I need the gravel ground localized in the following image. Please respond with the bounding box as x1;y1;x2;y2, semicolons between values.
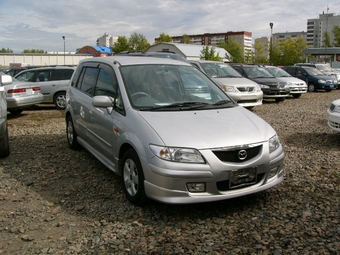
0;91;339;255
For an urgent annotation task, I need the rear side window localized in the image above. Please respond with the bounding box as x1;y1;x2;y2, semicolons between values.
58;69;74;80
16;71;35;82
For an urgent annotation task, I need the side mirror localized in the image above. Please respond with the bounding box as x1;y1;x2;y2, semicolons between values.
0;74;13;85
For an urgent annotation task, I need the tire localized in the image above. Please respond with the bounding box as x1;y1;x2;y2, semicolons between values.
325;89;332;92
0;125;10;158
9;109;23;115
66;115;81;150
121;149;148;206
275;97;285;102
54;92;66;110
308;83;315;92
292;94;301;98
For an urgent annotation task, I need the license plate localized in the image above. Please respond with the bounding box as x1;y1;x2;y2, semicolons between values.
330;84;334;88
229;167;257;189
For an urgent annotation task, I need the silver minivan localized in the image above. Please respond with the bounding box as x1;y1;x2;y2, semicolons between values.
65;56;285;205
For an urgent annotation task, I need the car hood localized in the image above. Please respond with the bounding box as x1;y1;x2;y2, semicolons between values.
212;77;259;87
137;106;275;149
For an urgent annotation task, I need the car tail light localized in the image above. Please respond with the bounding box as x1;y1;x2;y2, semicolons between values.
32;87;41;91
8;88;26;93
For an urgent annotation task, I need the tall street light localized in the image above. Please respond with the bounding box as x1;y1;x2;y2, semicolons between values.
62;36;65;65
269;23;273;65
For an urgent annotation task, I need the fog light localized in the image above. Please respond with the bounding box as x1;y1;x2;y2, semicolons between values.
187;183;206;192
268;167;279;179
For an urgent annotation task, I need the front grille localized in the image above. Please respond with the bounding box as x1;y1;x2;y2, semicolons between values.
237;87;255;92
212;145;262;163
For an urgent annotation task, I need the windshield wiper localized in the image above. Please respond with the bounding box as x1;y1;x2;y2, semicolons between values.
213;100;234;106
140;102;210;111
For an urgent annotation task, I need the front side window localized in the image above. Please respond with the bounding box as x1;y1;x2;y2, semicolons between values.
94;68;117;98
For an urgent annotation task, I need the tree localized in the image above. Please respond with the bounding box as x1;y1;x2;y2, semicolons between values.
332;26;340;47
200;46;221;61
22;49;45;53
253;40;268;64
158;33;172;43
128;33;150;52
219;38;243;63
322;31;331;47
181;34;191;44
112;36;130;53
0;48;13;53
271;38;307;66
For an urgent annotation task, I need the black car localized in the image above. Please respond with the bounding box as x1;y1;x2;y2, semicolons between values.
231;64;290;102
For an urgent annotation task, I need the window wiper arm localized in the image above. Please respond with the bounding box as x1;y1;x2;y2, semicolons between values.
140;102;209;111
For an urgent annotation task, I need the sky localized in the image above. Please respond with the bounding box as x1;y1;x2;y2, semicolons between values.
0;0;337;53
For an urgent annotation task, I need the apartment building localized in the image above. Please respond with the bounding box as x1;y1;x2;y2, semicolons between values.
272;31;307;45
169;32;253;57
96;33;118;47
307;12;340;47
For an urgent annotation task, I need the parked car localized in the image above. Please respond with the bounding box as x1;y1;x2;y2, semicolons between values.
282;66;337;92
190;60;263;109
6;65;42;77
294;63;340;87
327;99;340;132
263;65;307;98
0;72;44;115
14;66;75;109
65;56;285;205
0;73;10;157
232;64;290;102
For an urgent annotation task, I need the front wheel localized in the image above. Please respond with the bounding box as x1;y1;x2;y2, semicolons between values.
121;149;148;206
275;97;285;102
54;92;66;110
9;109;23;115
308;83;316;92
66;115;81;150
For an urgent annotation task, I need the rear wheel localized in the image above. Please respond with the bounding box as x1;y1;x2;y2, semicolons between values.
54;92;66;110
308;83;316;92
66;115;80;150
121;149;148;206
0;125;10;158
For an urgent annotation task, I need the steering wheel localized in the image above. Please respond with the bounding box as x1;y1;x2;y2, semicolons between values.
130;92;150;101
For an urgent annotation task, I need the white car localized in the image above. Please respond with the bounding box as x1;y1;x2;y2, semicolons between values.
327;99;340;132
190;60;263;109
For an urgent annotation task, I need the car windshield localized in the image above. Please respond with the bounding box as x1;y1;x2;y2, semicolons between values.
316;64;332;72
266;67;291;77
200;62;242;78
243;66;274;78
120;64;235;110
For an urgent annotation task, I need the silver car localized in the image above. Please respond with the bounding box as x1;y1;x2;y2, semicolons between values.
14;66;75;109
264;66;307;98
327;99;340;132
0;73;10;157
1;75;44;115
65;56;285;205
191;60;263;109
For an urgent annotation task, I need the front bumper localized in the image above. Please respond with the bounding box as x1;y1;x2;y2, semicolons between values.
142;143;285;204
228;91;263;108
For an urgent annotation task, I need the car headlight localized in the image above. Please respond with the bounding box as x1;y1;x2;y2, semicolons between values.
318;79;326;83
269;134;280;153
149;144;205;163
219;85;237;92
259;84;269;88
332;105;340;113
255;85;262;92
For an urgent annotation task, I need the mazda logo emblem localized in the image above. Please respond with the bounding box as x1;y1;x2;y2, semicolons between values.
238;150;247;160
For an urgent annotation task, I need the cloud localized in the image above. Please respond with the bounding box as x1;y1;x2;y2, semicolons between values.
0;0;337;53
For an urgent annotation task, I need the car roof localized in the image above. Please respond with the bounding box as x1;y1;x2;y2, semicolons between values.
79;56;192;67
